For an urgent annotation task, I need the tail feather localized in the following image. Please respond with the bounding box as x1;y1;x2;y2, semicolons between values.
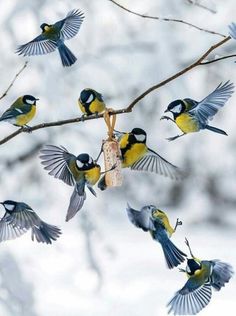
58;43;77;67
66;185;86;222
160;238;187;269
205;125;227;135
97;175;107;191
31;222;61;244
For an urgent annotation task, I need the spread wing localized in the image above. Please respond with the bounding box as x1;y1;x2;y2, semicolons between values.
131;148;182;180
167;279;212;315
0;213;27;242
16;34;58;56
189;81;234;125
39;145;76;186
53;9;85;40
126;203;155;231
228;22;236;39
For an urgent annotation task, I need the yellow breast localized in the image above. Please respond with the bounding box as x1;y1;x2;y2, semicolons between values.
175;113;199;133
122;143;147;168
89;100;105;114
78;100;86;115
15;105;36;126
85;166;101;185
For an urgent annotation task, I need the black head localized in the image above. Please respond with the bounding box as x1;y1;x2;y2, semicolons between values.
76;153;94;170
186;258;201;275
22;95;39;106
79;89;95;104
165;100;185;115
0;200;17;212
40;23;50;31
131;128;147;143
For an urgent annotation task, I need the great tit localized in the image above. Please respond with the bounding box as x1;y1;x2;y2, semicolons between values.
126;204;186;269
161;81;234;141
98;127;182;190
78;89;106;116
0;200;61;244
39;145;101;221
228;22;236;39
167;238;234;315
0;95;39;128
16;9;84;67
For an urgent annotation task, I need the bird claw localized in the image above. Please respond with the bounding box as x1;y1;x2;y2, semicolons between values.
22;126;32;133
166;135;180;141
160;115;171;121
80;114;86;122
177;218;182;226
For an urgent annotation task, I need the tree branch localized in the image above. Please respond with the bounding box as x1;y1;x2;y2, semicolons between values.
199;54;236;65
0;62;28;101
109;0;225;37
0;36;231;146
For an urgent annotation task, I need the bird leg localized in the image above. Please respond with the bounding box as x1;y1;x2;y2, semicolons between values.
80;114;86;122
185;238;195;258
166;133;185;141
160;115;175;123
95;144;104;162
101;164;117;175
22;125;33;133
174;218;182;232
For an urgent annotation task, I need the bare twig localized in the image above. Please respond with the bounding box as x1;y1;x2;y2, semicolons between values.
109;0;225;37
126;36;231;111
186;0;217;14
0;62;28;101
4;143;43;168
200;54;236;65
0;36;231;146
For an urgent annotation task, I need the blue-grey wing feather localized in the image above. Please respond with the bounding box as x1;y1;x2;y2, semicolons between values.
189;81;234;125
131;149;182;180
16;34;58;56
53;9;85;40
167;279;212;315
39;145;75;186
228;22;236;39
126;204;154;231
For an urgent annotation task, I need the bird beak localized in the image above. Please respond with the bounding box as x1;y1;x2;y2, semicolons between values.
36;98;40;101
164;109;169;113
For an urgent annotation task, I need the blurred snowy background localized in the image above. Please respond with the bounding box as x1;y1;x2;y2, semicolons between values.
0;0;235;315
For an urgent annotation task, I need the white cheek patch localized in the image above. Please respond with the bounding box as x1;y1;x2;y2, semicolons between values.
86;94;94;103
171;104;182;113
186;265;191;273
4;204;15;211
135;134;146;142
76;160;84;169
26;99;35;105
88;157;93;164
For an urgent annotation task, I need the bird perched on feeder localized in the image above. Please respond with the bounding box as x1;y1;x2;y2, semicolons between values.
0;200;61;244
16;9;84;67
167;238;234;315
0;95;39;129
98;127;182;190
40;145;104;221
161;81;234;141
126;204;186;269
78;88;106;117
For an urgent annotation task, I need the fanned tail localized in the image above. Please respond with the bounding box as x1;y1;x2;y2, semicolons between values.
160;238;187;269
